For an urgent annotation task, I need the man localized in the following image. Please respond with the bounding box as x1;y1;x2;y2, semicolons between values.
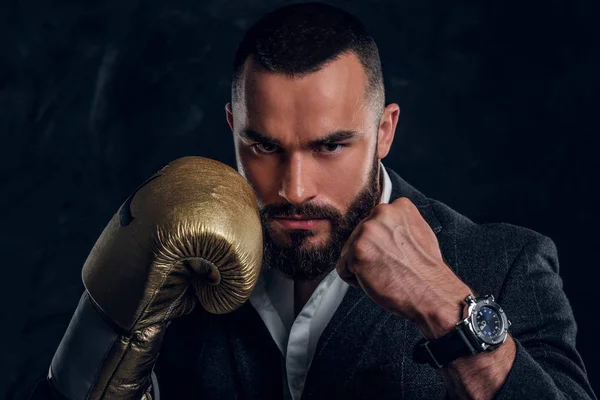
31;2;596;399
154;3;595;399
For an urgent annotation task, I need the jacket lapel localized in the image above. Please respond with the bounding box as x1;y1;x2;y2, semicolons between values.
387;168;442;234
225;302;284;400
302;286;392;399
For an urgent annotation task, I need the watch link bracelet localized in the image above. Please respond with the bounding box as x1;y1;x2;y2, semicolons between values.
413;294;511;368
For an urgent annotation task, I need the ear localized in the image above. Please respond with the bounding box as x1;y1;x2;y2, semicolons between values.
377;103;400;160
225;102;234;132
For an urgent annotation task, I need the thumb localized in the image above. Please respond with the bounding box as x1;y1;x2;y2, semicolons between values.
336;258;360;288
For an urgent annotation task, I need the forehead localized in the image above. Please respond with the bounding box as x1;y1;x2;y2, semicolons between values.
235;52;372;142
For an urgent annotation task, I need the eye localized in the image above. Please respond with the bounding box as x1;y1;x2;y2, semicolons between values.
253;143;279;154
317;144;344;154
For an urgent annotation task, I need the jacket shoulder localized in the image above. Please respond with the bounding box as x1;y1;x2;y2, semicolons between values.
429;197;553;251
426;197;559;294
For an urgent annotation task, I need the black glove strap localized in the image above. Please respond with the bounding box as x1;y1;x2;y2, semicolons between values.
412;321;479;368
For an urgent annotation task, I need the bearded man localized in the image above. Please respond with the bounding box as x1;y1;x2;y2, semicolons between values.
31;3;595;400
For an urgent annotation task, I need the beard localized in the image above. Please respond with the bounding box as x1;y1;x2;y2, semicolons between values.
259;155;381;281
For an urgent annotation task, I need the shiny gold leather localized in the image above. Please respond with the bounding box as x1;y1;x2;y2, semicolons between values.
81;156;263;399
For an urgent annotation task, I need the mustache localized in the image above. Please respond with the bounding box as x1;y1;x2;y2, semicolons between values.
260;202;342;220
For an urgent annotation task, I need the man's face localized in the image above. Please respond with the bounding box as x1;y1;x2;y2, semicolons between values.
226;52;398;281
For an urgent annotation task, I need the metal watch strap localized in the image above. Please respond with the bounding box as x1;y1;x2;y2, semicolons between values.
412;321;479;368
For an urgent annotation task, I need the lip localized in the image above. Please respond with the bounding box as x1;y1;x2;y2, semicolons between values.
272;217;326;230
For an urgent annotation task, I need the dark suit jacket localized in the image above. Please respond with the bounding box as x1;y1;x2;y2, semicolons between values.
151;167;596;399
31;167;596;399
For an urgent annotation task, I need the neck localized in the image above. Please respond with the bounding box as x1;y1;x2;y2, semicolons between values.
294;279;322;317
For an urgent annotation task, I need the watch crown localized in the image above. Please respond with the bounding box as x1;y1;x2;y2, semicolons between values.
490;295;495;301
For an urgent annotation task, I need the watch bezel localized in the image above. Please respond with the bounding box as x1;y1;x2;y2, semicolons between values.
465;295;509;347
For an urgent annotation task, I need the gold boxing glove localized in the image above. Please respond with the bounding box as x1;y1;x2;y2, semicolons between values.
46;157;263;399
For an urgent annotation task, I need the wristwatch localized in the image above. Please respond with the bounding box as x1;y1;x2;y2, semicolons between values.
413;294;511;368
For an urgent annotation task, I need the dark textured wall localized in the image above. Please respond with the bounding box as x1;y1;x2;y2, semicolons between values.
1;0;598;398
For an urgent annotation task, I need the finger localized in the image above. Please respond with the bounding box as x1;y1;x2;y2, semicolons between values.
336;257;360;288
339;272;360;288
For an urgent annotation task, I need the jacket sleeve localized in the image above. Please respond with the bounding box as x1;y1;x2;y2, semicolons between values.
28;376;158;400
28;379;66;400
494;235;596;399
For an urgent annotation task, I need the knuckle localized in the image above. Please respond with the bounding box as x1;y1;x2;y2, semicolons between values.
396;196;414;208
352;238;372;260
360;220;378;235
394;197;419;216
372;204;392;218
371;204;385;216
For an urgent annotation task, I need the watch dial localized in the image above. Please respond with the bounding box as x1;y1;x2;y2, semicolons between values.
476;306;502;338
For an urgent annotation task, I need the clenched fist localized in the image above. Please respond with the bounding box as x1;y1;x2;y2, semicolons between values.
336;197;472;339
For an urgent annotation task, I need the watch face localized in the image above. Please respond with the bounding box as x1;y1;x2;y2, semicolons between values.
475;306;503;339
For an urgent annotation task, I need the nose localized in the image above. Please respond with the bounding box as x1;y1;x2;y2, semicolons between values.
278;153;317;205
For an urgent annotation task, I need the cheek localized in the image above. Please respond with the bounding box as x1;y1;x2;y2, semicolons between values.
318;147;376;207
236;147;280;206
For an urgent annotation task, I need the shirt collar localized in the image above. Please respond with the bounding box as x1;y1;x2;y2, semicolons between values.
380;162;392;205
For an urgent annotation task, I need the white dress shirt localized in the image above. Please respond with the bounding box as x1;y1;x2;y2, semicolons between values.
249;163;393;400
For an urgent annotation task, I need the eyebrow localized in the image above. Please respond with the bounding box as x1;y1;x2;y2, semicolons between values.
239;128;360;148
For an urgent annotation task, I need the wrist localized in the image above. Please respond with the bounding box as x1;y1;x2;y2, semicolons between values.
413;290;513;375
414;286;473;339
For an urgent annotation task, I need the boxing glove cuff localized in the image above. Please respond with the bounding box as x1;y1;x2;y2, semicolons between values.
48;292;144;399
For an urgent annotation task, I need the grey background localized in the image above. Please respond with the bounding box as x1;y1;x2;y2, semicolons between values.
1;0;598;398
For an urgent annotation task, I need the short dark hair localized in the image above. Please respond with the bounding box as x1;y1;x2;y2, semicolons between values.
231;2;385;114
